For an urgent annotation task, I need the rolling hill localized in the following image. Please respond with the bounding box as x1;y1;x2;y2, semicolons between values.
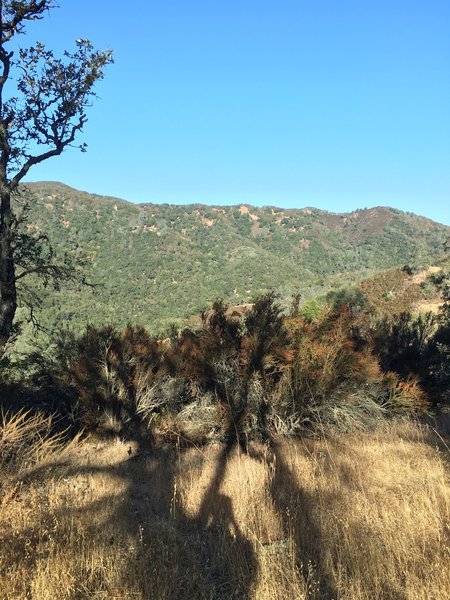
17;181;450;335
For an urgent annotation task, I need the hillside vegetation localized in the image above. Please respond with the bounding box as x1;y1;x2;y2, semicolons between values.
19;182;450;334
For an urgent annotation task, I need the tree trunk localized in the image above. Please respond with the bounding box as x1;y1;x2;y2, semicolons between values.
0;189;17;358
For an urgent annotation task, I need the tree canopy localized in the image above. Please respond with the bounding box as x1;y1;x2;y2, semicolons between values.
0;0;112;355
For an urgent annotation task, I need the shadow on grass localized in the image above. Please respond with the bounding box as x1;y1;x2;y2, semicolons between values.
1;425;258;599
266;438;338;600
114;429;258;599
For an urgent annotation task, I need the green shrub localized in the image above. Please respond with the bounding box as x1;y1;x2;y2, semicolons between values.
326;286;369;314
373;312;436;378
300;298;324;322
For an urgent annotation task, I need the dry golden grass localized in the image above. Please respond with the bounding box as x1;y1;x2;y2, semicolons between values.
358;267;439;318
1;417;450;599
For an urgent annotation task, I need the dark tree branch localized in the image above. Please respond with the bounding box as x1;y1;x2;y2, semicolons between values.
1;1;56;43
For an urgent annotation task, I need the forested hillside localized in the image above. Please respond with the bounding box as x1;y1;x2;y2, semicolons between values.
20;182;449;334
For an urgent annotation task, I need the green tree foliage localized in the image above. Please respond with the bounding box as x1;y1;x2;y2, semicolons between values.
0;1;112;356
427;295;450;403
373;312;436;378
326;286;369;314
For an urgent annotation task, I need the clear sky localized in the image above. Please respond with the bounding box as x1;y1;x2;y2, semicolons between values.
19;1;450;225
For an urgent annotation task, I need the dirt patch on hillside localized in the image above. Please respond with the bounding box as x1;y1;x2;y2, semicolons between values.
411;266;441;285
414;300;443;315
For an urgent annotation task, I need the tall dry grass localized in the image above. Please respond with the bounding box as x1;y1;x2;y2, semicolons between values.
1;416;449;599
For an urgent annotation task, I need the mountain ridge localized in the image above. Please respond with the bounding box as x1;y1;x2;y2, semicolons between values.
25;181;446;227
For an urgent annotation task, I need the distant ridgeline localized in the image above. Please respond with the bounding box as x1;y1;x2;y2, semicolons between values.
17;182;450;335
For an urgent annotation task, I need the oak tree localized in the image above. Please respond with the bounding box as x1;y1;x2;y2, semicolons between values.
0;1;113;356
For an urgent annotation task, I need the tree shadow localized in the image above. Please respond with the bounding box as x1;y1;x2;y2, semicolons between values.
264;437;339;600
2;425;258;599
192;435;258;598
118;427;258;599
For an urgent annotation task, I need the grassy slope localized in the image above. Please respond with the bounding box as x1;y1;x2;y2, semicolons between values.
1;417;450;599
19;182;450;335
358;266;444;317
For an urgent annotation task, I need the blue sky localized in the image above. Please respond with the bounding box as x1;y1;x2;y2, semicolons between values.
19;1;450;224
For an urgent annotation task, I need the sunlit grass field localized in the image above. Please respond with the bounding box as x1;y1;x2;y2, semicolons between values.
1;414;450;599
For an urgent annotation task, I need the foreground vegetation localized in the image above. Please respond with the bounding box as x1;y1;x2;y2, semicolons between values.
4;277;450;441
1;413;449;599
2;274;450;598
